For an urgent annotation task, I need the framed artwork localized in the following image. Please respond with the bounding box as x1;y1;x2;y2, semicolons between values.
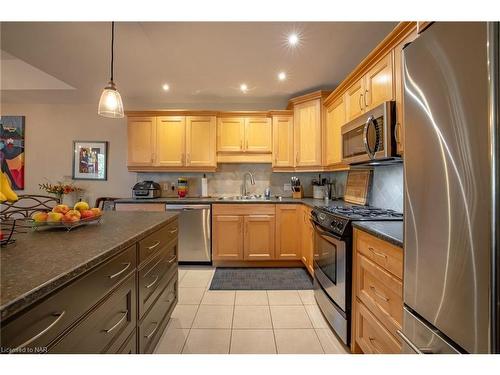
0;116;25;190
72;141;108;180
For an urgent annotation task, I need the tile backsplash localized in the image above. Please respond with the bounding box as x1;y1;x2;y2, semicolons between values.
136;163;404;212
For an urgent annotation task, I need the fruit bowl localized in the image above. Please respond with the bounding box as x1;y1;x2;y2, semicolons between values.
29;202;103;232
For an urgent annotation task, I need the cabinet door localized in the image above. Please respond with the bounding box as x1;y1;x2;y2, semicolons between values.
186;116;216;167
324;97;345;166
294;100;322;167
394;29;418;155
365;51;395;110
245;117;272;153
217;117;245;152
300;206;314;275
156;116;186;167
244;215;275;260
272;115;294;167
345;78;365;122
275;205;301;260
212;215;244;260
127;117;155;166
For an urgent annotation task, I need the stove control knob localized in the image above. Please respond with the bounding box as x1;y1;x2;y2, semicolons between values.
318;213;326;221
337;222;344;230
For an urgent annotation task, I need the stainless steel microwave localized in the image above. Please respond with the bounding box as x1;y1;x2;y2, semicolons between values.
341;101;400;165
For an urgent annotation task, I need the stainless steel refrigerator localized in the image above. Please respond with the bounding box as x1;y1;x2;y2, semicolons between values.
401;22;499;354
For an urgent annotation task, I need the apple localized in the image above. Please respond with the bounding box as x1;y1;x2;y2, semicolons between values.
52;204;70;214
80;209;95;219
63;210;81;223
47;212;64;223
32;211;48;222
90;207;102;217
74;201;90;212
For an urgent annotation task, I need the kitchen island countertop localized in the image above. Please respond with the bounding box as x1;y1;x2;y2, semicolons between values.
0;211;178;320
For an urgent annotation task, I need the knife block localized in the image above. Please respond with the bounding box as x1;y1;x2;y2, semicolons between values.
292;187;304;199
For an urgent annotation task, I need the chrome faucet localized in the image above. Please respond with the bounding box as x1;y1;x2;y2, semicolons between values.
242;172;255;196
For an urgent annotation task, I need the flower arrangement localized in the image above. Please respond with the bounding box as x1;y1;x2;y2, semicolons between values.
39;181;83;200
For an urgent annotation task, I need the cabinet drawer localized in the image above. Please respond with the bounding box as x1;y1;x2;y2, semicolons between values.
355;229;403;279
356;253;403;337
212;204;275;216
139;220;178;264
115;330;137;354
50;274;136;353
1;245;136;352
139;275;178;353
355;300;401;354
138;242;177;318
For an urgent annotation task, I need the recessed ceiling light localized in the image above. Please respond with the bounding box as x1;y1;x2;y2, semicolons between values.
288;33;299;46
162;83;170;91
278;72;287;81
240;83;248;93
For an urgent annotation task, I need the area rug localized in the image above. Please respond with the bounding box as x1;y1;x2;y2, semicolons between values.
209;267;313;290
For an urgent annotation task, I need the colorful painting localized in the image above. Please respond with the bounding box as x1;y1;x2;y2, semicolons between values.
72;141;108;180
0;116;25;190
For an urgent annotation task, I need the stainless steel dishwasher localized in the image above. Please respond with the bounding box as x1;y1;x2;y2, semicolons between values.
165;204;211;264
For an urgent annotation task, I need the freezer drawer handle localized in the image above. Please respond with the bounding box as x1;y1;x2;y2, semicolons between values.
12;311;66;352
103;311;128;334
396;330;433;354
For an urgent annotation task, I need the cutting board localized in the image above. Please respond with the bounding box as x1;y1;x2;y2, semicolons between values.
344;169;373;205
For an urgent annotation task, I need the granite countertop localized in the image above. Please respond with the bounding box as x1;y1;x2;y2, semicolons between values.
0;211;178;320
114;196;333;209
352;221;404;248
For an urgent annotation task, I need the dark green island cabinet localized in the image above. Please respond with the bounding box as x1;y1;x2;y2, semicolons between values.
0;212;178;354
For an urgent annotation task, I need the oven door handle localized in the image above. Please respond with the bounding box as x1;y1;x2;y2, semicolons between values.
310;220;341;240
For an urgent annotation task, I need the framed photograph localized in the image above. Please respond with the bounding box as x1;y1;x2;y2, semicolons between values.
0;115;25;190
72;141;108;180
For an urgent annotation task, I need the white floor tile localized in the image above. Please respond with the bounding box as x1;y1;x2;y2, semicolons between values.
232;305;272;329
315;328;350;354
182;329;231;354
298;290;316;305
270;305;313;329
180;271;213;288
274;329;324;354
230;330;276;354
201;290;235;305
267;290;302;305
235;290;269;306
154;324;189;354
178;287;206;305
192;305;234;329
304;304;330;328
169;304;199;329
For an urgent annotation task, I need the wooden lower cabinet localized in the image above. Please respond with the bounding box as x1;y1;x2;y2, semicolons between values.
300;206;314;275
352;228;403;354
212;215;244;260
275;205;302;260
244;215;275;260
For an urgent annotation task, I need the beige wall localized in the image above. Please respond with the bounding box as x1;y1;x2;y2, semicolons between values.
1;103;136;205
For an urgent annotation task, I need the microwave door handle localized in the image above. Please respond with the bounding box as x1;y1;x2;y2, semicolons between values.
363;115;376;159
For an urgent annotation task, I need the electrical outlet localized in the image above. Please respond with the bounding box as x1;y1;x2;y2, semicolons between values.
284;183;291;192
162;182;169;191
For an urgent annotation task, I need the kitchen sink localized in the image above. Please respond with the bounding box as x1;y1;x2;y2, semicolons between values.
218;195;267;201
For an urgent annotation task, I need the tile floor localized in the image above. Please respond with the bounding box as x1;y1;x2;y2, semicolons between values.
154;267;350;354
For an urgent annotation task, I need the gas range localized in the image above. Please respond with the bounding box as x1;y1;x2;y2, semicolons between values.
311;203;403;237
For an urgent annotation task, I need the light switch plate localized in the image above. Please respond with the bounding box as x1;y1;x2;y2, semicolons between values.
284;183;291;192
162;182;169;191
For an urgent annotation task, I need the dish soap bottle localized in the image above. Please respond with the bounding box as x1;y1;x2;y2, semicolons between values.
201;174;208;197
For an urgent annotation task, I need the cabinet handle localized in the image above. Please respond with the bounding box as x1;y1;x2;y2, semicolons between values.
359;93;363;111
246;140;249;149
146;275;159;289
169;228;178;234
144;322;159;339
12;311;66;352
368;247;387;259
168;255;176;264
296;152;299;164
240;140;243;150
370;286;390;302
103;311;128;334
108;262;131;279
147;241;161;250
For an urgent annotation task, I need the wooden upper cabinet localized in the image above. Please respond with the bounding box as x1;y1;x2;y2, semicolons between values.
244;215;275;261
345;78;365;122
324;96;345;166
245;117;272;153
294;99;322;167
212;215;244;261
364;51;395;110
186;116;216;167
275;205;301;260
155;116;186;167
127;117;155;166
272;115;294;167
217;117;245;152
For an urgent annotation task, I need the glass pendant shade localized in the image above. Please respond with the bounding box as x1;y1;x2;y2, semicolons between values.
98;80;124;118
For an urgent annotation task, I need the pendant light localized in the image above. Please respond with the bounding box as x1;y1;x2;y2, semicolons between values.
98;21;124;118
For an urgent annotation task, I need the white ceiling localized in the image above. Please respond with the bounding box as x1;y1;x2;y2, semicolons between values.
0;22;396;110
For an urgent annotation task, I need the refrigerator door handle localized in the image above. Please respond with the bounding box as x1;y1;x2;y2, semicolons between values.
396;330;434;354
